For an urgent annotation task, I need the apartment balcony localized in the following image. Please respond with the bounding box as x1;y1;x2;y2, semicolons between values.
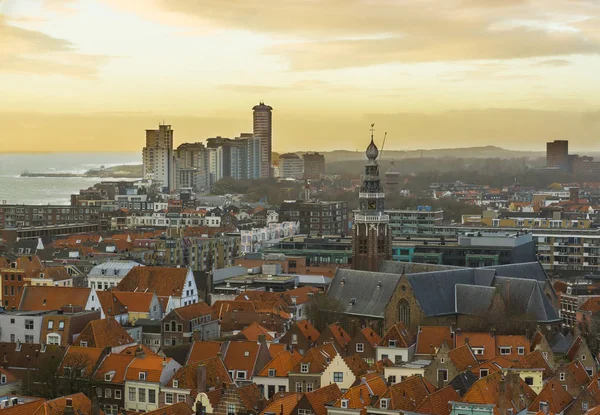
354;214;390;223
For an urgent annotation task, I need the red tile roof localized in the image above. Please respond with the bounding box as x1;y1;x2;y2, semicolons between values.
344;354;370;377
73;317;134;349
513;350;554;378
325;323;351;349
223;341;261;375
240;322;274;342
116;266;188;297
567;336;584;361
416;326;454;356
361;327;382;348
31;393;93;415
470;356;514;378
96;291;128;317
461;372;536;413
295;320;320;344
496;335;530;362
563;359;590;386
143;402;194;415
168;356;232;391
380;322;414;348
257;351;303;378
93;353;135;383
580;297;600;313
9;286;91;310
112;291;155;313
268;344;286;358
174;301;212;320
292;343;338;374
60;346;105;377
334;376;387;415
448;344;478;372
259;393;302;415
416;385;461;415
305;384;342;415
374;375;433;412
126;355;173;382
187;341;223;365
455;332;495;361
528;378;574;413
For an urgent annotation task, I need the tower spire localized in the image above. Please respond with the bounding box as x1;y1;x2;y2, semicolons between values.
370;123;375;143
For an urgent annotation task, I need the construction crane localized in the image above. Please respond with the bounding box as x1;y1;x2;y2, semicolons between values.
379;131;388;160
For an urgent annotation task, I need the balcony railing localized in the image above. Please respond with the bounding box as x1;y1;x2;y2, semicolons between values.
359;192;385;199
355;214;390;223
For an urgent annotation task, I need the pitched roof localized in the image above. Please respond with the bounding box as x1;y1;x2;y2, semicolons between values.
379;322;414;348
236;383;264;412
187;341;223;365
370;358;394;374
495;335;530;361
325;323;351;349
280;286;321;305
268;344;286;358
305;384;342;415
448;344;478;372
143;402;194;415
257;351;303;378
31;393;93;415
240;322;274;342
0;397;46;415
73;317;134;349
295;319;320;343
112;291;155;313
93;353;135;383
334;375;387;413
455;332;495;361
416;326;454;355
470;356;514;377
96;290;128;317
173;301;212;320
168;356;232;391
344;354;370;377
292;343;338;374
126;355;173;382
361;327;382;348
120;344;159;358
562;360;590;386
116;266;188;297
580;297;600;313
513;350;554;378
259;393;302;415
211;300;256;319
0;342;65;371
529;378;574;413
375;375;433;411
223;341;261;375
10;286;91;310
567;336;584;361
60;346;105;377
461;371;536;412
493;277;560;322
327;268;401;317
415;385;461;415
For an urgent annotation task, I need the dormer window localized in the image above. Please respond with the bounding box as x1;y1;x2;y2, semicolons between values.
0;375;6;384
388;340;396;347
341;399;349;409
380;398;389;409
105;373;111;382
301;364;309;373
139;372;147;381
268;369;276;377
173;380;179;388
244;351;250;357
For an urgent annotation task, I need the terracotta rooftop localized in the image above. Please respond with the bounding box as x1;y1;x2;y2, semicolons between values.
173;301;212;320
240;322;275;342
31;393;94;415
295;319;320;344
496;335;530;362
448;344;478;372
344;354;370;377
120;344;159;358
580;297;600;313
73;317;134;349
415;385;461;415
292;343;338;374
361;327;382;348
112;291;155;313
126;355;173;382
116;266;188;297
374;375;434;412
259;392;302;415
455;331;495;361
60;346;105;377
325;323;351;349
513;350;554;379
416;326;454;356
96;291;128;317
567;336;584;361
305;384;342;415
224;341;261;375
236;383;264;412
370;358;394;374
0;396;46;415
461;371;536;413
379;322;414;348
562;359;590;387
257;350;303;378
529;378;574;414
9;285;91;311
93;353;135;383
187;341;223;365
143;402;194;415
334;375;387;414
470;356;514;378
268;343;286;358
168;356;231;392
211;300;256;319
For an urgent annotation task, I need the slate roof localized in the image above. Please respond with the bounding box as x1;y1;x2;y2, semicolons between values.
550;332;574;354
483;262;548;282
327;269;401;317
379;260;459;274
493;277;560;322
449;371;478;396
455;285;495;315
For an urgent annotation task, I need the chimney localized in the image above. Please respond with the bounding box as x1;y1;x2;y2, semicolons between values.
162;356;167;367
135;345;145;358
91;386;101;415
489;328;495;338
499;379;505;394
258;334;267;346
63;397;74;415
197;364;207;393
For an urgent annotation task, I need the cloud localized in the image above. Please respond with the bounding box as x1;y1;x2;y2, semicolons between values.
535;59;573;67
157;0;600;70
0;16;109;78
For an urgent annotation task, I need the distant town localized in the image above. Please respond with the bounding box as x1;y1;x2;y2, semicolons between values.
2;102;600;415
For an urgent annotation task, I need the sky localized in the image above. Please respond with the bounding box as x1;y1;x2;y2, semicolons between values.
1;0;600;153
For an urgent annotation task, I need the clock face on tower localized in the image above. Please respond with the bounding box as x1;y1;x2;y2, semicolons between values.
368;201;377;209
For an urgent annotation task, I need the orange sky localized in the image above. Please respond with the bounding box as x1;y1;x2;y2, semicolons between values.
1;0;600;152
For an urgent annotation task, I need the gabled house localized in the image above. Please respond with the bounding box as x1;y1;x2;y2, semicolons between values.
328;375;387;415
112;291;162;324
532;329;556;369
288;344;339;393
258;392;302;415
317;323;351;357
528;378;574;414
470;356;514;379
236;322;274;342
96;291;129;325
212;383;264;415
347;327;381;365
223;340;272;384
414;385;461;415
343;354;370;379
254;350;303;398
30;393;97;415
424;343;478;389
512;349;554;394
72;317;136;353
415;326;455;358
375;321;415;365
8;285;102;315
124;353;181;413
557;360;591;398
187;341;225;365
280;320;320;355
0;367;19;395
41;308;101;346
116;266;199;312
93;352;136;414
567;337;596;376
293;383;342;415
162;301;218;347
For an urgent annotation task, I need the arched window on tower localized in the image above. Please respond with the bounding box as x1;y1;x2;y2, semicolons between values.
398;299;410;327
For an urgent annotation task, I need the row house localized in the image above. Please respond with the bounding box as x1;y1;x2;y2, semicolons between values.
254;350;303;399
162;301;218;347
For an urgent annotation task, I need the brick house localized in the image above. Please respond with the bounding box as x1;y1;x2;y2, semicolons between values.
316;323;351;357
557;360;591;398
93;352;135;414
424;343;478;389
567;337;597;376
72;317;136;353
347;327;381;365
212;383;264;415
162;301;218;347
279;320;320;355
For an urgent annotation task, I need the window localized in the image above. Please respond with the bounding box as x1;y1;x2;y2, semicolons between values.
395;355;403;365
165;393;173;404
437;369;448;382
164;324;170;332
341;399;349;409
306;383;314;392
47;333;61;345
587;369;593;376
128;387;136;402
139;372;147;381
10;334;15;342
173;380;179;388
138;388;146;402
472;348;484;356
236;371;247;380
397;299;410;327
480;369;489;378
0;375;6;385
559;372;565;381
388;375;396;384
25;320;34;330
582;355;587;361
268;369;276;377
380;399;389;409
177;394;186;403
80;341;88;347
334;372;343;382
58;321;65;331
47;320;54;330
149;389;156;404
105;373;111;382
583;402;589;411
499;347;511;355
356;343;364;353
388;340;396;347
227;404;236;415
105;389;112;399
440;358;445;364
301;363;309;373
524;377;534;386
296;382;303;392
115;390;121;400
97;388;103;397
381;354;389;360
517;347;525;355
298;410;312;415
25;335;34;343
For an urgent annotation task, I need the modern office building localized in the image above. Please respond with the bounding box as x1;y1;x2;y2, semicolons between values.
143;123;174;191
302;152;326;179
279;153;304;179
386;207;444;236
253;102;273;178
279;200;348;236
546;140;569;170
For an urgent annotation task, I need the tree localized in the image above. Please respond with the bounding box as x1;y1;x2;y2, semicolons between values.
306;293;347;332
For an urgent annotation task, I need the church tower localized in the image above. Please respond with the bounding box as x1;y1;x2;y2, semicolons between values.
352;124;392;271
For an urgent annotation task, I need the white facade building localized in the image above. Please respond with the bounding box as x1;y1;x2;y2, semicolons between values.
241;221;299;254
88;261;144;291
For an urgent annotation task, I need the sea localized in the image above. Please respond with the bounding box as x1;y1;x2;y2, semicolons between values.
0;152;141;205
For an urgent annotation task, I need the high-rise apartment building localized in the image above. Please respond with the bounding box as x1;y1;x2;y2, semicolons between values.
279;153;304;179
302;152;325;179
253;102;273;178
143;124;174;191
174;143;210;192
547;140;569;170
